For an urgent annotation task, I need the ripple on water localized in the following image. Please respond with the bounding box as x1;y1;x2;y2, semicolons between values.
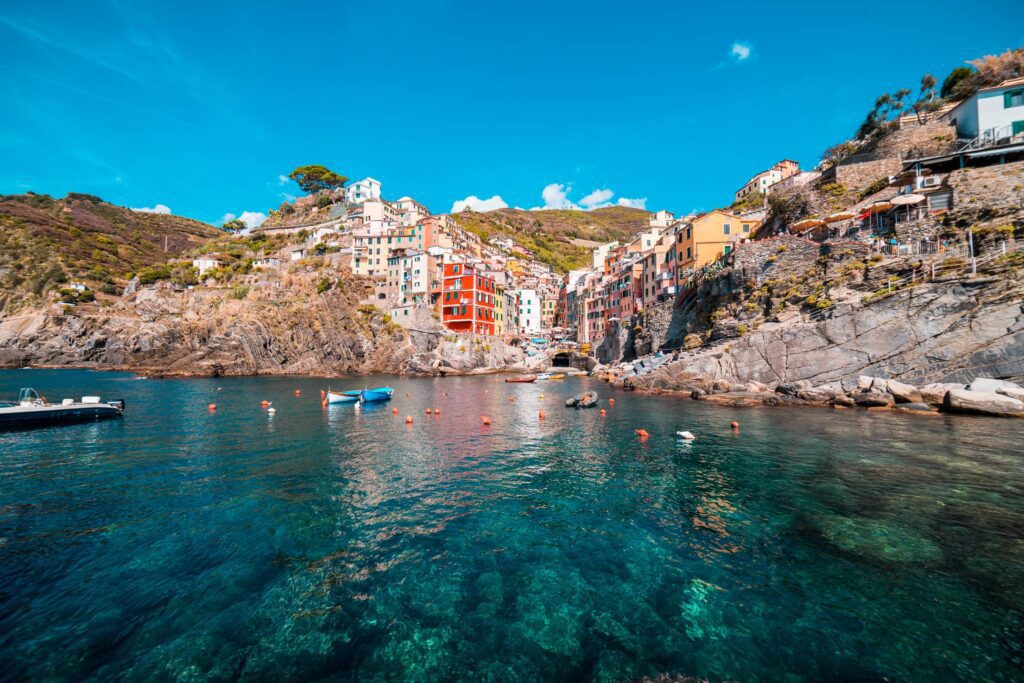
1;369;1023;681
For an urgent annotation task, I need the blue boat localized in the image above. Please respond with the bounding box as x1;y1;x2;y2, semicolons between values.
359;386;394;403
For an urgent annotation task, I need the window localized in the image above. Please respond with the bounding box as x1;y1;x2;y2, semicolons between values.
723;224;731;235
1005;90;1024;108
743;224;750;232
1014;120;1024;136
687;247;692;259
724;245;731;254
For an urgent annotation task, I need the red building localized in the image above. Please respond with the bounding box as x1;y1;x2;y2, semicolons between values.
440;262;497;335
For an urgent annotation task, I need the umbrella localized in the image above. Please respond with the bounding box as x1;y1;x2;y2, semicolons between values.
863;201;893;214
890;193;925;205
791;218;823;232
824;211;857;224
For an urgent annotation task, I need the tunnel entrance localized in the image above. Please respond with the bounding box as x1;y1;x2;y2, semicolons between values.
551;352;571;368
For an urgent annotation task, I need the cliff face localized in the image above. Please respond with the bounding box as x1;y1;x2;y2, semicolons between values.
0;273;523;377
640;276;1023;392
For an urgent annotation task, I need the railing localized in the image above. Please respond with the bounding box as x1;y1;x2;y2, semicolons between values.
956;125;1024;153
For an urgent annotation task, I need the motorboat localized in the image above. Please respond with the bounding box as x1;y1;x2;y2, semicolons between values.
505;375;537;383
0;388;125;429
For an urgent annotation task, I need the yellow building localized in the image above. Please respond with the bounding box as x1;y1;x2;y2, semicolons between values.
675;210;759;273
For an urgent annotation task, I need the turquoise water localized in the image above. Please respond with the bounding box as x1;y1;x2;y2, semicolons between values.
1;369;1022;681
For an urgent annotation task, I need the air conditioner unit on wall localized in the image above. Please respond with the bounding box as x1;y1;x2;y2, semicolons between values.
922;176;940;187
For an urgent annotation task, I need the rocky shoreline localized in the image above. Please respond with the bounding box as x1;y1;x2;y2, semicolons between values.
596;369;1024;418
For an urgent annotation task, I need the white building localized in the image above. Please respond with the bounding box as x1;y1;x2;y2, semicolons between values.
734;160;800;203
290;248;307;261
394;196;430;226
385;249;434;318
648;210;675;229
345;177;382;205
948;77;1024;143
512;288;541;335
591;241;619;269
192;256;222;275
252;257;281;269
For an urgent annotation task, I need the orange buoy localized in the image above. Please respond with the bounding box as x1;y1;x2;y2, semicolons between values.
609;398;615;406
634;428;649;439
261;400;269;408
392;407;398;414
539;410;545;420
731;421;740;430
208;403;217;411
425;408;433;415
405;415;413;424
481;416;492;425
600;409;607;417
295;389;301;396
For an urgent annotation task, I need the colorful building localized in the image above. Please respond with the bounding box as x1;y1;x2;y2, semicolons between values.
675;211;759;273
440;262;497;335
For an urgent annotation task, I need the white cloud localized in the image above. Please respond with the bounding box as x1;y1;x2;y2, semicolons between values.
131;203;171;214
579;188;614;210
533;183;579;210
617;197;648;209
221;211;267;230
238;211;266;228
451;195;508;213
278;174;290;185
731;42;751;62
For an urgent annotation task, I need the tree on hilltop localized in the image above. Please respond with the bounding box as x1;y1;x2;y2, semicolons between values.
940;66;977;101
908;73;941;125
969;47;1024;89
288;165;348;198
222;219;246;233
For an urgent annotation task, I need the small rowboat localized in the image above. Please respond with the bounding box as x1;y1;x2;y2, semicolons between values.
359;386;394;403
326;390;361;404
505;375;537;383
565;391;598;408
548;373;566;380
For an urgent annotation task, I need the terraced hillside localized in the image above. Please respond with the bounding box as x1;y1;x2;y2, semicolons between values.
452;206;649;272
0;193;220;313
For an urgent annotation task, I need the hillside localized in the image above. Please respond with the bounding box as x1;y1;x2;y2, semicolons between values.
452;206;649;272
0;193;220;313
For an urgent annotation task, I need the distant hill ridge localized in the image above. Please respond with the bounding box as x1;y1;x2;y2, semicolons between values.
0;192;220;313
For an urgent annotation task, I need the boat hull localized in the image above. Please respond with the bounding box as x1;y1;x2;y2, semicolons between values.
360;387;394;403
505;375;537;383
0;404;124;430
326;391;361;404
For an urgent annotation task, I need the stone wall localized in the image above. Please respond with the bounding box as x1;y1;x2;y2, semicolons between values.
948;161;1024;214
833;158;903;192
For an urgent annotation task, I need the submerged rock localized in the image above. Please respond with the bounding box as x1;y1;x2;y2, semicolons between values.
816;513;943;563
854;391;894;408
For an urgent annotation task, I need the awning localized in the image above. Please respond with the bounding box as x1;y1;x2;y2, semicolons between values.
824;211;857;223
890;193;925;205
863;201;893;214
791;218;823;231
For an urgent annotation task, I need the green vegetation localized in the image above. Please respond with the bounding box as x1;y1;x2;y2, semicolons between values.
452;206;648;273
0;192;219;313
230;285;250;300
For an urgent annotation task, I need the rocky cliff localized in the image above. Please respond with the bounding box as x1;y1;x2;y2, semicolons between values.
0;272;523;377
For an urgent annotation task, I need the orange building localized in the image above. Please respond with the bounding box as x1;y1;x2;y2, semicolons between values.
440;262;497;335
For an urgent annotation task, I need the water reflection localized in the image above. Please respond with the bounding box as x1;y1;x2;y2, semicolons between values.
1;370;1022;681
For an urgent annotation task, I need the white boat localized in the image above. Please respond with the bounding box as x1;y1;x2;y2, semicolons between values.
326;390;361;404
0;388;125;429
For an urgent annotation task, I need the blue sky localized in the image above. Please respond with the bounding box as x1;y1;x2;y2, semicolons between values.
1;0;1022;226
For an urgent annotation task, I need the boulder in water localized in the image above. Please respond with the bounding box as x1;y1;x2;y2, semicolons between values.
886;379;922;404
944;389;1024;417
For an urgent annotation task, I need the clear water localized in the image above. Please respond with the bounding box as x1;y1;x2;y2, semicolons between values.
1;369;1022;681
